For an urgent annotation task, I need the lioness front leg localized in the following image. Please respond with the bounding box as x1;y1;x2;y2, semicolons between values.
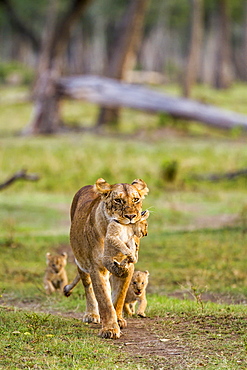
90;269;121;339
111;264;134;328
79;270;100;324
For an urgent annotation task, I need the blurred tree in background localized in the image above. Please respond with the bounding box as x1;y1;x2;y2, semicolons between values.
0;0;247;133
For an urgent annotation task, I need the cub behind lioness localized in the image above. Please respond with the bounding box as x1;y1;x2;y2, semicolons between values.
44;252;68;294
124;270;149;317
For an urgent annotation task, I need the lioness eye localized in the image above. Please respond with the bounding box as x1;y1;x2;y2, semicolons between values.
133;198;140;203
114;198;122;204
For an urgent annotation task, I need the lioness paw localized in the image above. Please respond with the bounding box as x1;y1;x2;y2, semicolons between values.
83;313;100;324
99;327;121;339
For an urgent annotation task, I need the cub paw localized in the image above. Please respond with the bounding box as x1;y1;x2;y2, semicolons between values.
117;317;127;329
112;261;129;278
137;312;146;318
83;313;100;324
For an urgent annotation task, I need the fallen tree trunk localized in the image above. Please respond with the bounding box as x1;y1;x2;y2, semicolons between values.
57;75;247;130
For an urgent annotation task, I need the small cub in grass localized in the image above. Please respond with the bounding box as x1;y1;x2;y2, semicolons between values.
124;270;149;317
44;252;68;294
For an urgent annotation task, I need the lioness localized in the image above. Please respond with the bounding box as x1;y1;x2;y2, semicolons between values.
124;270;149;317
64;210;149;295
70;178;149;339
44;252;68;294
103;210;149;277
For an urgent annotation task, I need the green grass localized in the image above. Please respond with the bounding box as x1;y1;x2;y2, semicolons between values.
0;307;141;370
1;83;247;368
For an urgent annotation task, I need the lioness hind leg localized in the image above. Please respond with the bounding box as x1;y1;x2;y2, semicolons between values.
78;270;100;324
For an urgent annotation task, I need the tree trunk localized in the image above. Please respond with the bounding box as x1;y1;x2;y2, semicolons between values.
58;75;247;131
213;0;233;89
23;0;92;135
241;2;247;80
97;0;149;127
182;0;204;97
0;0;41;52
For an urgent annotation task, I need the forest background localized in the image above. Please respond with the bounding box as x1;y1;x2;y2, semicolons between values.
1;1;247;369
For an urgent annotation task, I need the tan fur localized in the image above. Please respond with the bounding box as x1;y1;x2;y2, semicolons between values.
64;211;149;295
103;210;149;277
124;270;149;317
70;178;149;339
44;252;68;294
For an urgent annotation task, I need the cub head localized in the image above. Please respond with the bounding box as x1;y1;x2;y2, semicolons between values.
46;252;67;273
133;210;149;238
94;178;149;225
131;270;149;296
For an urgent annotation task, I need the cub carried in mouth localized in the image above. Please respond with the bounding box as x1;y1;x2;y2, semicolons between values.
124;270;149;317
44;252;68;294
64;210;149;297
103;210;149;278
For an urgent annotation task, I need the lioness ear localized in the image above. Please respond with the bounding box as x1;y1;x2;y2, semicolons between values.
141;210;150;221
131;179;149;198
94;178;112;195
144;270;149;276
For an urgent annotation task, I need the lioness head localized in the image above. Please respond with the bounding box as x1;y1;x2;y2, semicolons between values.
131;270;149;296
46;252;67;273
94;178;149;225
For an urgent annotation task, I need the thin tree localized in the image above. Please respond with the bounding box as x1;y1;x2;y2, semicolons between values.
97;0;149;127
0;0;41;52
22;0;92;135
213;0;233;89
182;0;204;98
241;1;247;81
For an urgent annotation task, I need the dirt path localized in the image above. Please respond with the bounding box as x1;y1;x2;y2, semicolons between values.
2;295;247;369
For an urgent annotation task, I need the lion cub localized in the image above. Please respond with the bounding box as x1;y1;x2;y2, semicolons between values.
124;270;149;317
44;252;68;294
103;210;149;278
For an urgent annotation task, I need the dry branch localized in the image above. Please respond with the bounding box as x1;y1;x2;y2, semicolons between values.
57;75;247;130
0;169;40;190
193;169;247;181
